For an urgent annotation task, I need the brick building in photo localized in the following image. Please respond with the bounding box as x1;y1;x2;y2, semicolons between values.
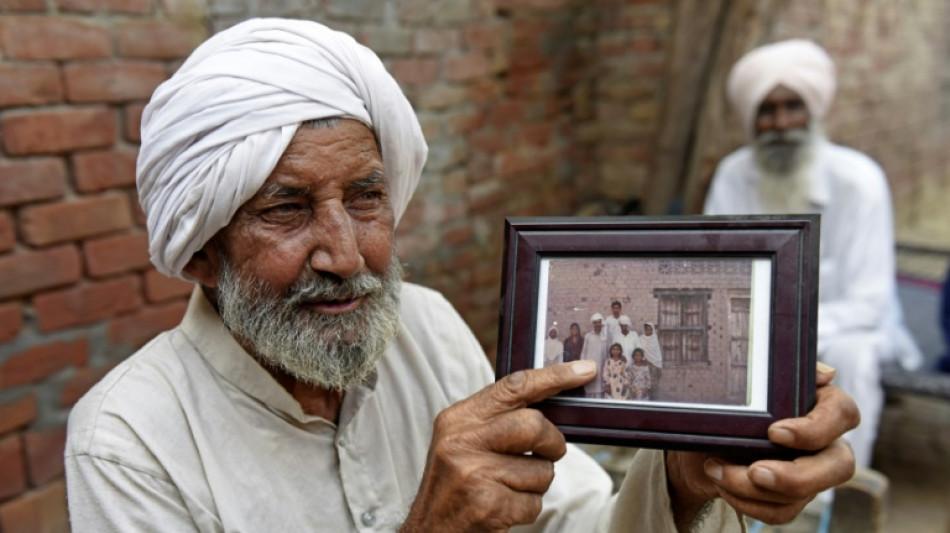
0;1;948;530
544;258;753;405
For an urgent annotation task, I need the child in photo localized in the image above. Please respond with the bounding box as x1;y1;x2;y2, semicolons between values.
628;348;652;401
602;343;628;400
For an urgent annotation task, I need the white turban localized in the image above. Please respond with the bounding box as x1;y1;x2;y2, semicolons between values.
727;39;836;136
137;18;427;279
590;313;604;323
618;315;632;327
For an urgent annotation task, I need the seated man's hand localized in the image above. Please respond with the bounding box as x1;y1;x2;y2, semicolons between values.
401;360;596;533
666;363;859;531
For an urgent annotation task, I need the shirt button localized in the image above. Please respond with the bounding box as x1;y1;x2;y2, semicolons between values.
361;511;376;527
338;437;347;447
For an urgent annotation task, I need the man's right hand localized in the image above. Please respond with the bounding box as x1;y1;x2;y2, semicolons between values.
400;360;597;532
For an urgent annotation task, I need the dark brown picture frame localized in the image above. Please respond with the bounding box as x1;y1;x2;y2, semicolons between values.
496;215;820;457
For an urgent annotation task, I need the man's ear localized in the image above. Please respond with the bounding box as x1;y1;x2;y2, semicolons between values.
182;244;221;288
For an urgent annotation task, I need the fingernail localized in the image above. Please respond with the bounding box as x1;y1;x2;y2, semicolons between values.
704;460;723;481
571;360;596;376
770;427;794;445
817;362;836;374
751;466;776;488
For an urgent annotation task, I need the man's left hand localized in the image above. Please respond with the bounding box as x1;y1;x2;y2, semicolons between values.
666;363;859;530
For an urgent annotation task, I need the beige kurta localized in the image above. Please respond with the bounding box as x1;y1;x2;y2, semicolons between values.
66;283;740;532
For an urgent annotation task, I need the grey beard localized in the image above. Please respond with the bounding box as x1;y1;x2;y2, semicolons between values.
216;251;403;390
753;128;813;175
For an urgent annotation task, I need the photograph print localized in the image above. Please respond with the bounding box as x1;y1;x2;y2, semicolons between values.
535;256;771;412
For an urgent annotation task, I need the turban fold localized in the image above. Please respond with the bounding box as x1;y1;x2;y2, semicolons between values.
137;18;427;280
726;39;836;136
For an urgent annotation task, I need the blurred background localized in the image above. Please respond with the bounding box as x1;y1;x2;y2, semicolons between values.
0;0;948;531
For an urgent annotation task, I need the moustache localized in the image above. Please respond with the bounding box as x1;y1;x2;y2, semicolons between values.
286;271;384;306
757;128;810;146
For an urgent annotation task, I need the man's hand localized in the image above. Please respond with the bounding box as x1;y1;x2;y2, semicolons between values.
666;363;860;531
401;360;597;533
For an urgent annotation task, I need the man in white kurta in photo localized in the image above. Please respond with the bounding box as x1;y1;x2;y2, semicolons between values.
703;39;921;469
65;20;858;533
580;313;609;399
612;315;641;359
604;301;624;343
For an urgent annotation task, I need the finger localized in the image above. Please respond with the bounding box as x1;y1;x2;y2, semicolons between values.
473;361;596;419
475;408;567;461
767;384;860;450
715;487;808;526
469;489;544;531
816;362;836;387
703;460;801;506
483;454;557;494
705;439;855;503
746;439;855;497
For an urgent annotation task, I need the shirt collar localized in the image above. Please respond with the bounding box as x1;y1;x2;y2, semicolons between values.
178;287;377;427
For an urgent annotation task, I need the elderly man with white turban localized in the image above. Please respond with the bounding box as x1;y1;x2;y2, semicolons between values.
66;20;858;532
704;39;921;470
612;315;641;359
544;326;564;367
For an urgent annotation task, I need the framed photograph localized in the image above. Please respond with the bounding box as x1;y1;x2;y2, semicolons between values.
496;215;820;456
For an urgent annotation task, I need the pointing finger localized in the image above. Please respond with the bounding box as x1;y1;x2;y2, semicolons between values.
471;361;596;419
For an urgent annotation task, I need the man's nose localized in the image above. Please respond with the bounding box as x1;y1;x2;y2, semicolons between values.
308;203;364;279
773;106;793;130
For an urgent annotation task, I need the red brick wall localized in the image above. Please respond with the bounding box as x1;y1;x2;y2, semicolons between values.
0;1;207;529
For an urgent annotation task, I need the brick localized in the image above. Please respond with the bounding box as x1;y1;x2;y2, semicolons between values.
23;427;66;486
123;102;145;142
463;23;506;50
72;149;137;192
0;18;110;60
0;480;68;533
20;194;133;246
64;61;167;103
56;0;152;13
0;0;45;10
144;269;193;302
109;299;186;349
160;0;204;17
0;436;26;501
0;159;68;207
0;246;81;300
0;338;88;389
60;366;111;408
326;0;384;20
0;65;63;108
358;26;412;55
0;395;36;435
414;84;468;110
33;276;142;332
0;302;23;343
0;212;12;253
117;20;205;59
444;52;493;82
391;58;440;86
413;29;460;54
2;108;115;155
83;231;150;277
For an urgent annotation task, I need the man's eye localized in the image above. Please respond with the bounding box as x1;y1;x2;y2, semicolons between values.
260;203;305;220
350;189;386;208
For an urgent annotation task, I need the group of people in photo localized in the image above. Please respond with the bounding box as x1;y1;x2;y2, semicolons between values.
544;300;663;401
